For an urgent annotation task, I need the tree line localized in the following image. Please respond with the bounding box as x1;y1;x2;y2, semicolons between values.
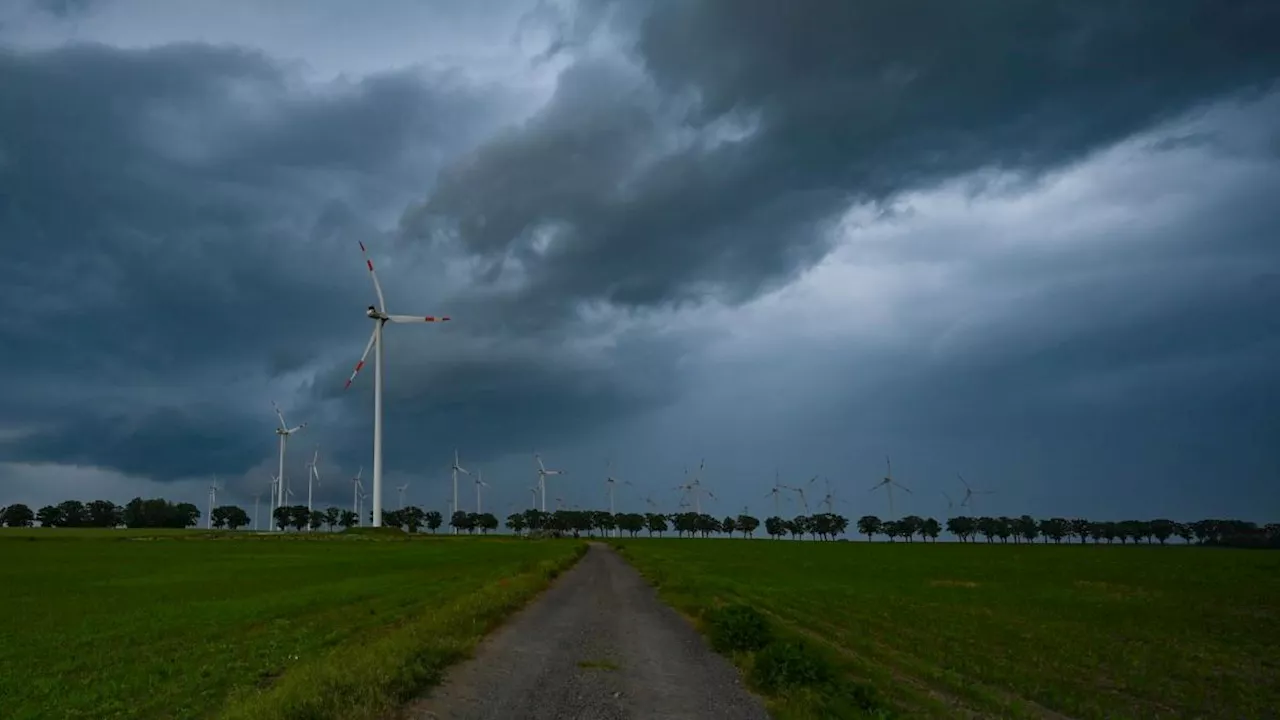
2;500;1276;548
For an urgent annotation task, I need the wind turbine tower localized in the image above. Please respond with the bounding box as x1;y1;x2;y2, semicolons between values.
535;453;565;512
474;470;488;514
271;401;306;530
206;476;220;529
869;456;912;520
343;240;450;527
451;449;469;531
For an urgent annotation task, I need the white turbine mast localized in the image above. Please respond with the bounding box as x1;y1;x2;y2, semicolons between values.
252;491;263;532
351;466;364;518
869;455;912;520
451;449;469;530
207;475;221;530
527;486;538;509
271;400;306;531
343;240;450;528
268;475;280;528
305;448;322;527
535;453;565;512
474;470;488;514
396;481;411;510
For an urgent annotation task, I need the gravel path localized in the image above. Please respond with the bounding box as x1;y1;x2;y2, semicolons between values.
399;543;771;720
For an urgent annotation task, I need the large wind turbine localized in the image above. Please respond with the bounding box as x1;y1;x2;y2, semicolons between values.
535;453;564;512
271;401;306;530
683;460;714;514
451;450;469;529
344;241;450;528
869;456;912;520
351;467;364;518
957;473;995;513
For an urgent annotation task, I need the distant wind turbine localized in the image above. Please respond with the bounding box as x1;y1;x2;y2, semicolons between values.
351;467;364;518
535;453;565;512
957;473;995;513
207;476;221;530
396;481;410;510
271;401;306;530
343;240;450;527
474;470;488;514
869;456;912;520
764;470;788;517
604;460;630;537
785;475;817;514
451;450;469;532
305;448;322;525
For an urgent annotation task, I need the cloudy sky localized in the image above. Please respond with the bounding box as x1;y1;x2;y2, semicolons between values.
2;0;1278;526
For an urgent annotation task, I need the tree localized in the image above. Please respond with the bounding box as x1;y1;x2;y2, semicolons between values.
224;506;250;530
856;515;881;541
921;517;941;542
36;505;61;527
763;516;785;539
85;500;122;528
338;510;358;529
506;513;527;535
425;510;443;533
476;513;499;534
2;503;35;527
736;514;760;538
721;516;737;536
645;512;668;537
272;506;291;531
324;506;341;531
450;510;471;534
309;510;326;531
1149;518;1176;545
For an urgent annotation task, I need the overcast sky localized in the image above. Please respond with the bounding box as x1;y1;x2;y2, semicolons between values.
2;0;1278;525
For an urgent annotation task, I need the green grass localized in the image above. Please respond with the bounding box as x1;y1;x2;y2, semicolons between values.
614;538;1280;720
0;529;585;720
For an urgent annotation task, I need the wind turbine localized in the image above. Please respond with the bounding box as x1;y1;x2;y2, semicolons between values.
527;486;538;509
271;401;306;530
818;478;841;513
343;240;451;527
604;460;630;537
686;460;714;514
396;481;411;510
268;475;281;529
305;449;322;523
535;453;564;512
351;467;364;518
764;470;787;517
957;473;995;513
253;491;263;532
869;456;912;520
785;475;817;514
474;470;488;514
451;450;469;530
942;491;955;513
206;476;221;529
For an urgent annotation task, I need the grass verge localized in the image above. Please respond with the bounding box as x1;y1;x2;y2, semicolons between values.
216;542;587;720
611;541;893;720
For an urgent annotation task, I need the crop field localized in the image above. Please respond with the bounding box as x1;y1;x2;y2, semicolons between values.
614;538;1280;720
0;529;585;720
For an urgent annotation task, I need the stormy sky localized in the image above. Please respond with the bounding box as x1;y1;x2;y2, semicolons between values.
2;0;1278;526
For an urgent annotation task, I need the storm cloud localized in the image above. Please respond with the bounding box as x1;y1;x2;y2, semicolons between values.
1;0;1277;522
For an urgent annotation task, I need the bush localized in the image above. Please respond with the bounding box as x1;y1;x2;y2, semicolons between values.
749;640;833;693
704;603;773;653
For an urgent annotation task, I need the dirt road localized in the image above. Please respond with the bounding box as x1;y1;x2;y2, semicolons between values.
399;543;771;720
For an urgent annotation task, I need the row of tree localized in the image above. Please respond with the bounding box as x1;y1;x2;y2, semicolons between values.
2;500;1276;548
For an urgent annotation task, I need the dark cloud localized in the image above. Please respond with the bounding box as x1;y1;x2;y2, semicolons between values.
406;0;1280;326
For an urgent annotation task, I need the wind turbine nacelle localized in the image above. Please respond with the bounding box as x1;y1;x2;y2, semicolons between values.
366;305;379;318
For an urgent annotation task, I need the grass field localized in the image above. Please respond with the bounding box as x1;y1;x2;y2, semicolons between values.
614;538;1280;720
0;529;585;720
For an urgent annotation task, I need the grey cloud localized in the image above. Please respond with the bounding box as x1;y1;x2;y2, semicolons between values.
407;0;1280;327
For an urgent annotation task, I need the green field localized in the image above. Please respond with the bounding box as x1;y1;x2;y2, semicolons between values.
615;538;1280;720
0;529;585;720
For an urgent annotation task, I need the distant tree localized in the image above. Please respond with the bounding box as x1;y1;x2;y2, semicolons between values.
616;512;645;537
645;512;668;537
85;500;122;528
288;505;309;532
272;506;291;531
1149;519;1176;545
506;513;527;535
55;500;87;528
309;510;326;531
324;507;341;531
477;513;499;534
383;509;405;530
736;514;760;538
1069;518;1091;544
338;509;358;529
1088;522;1105;544
425;510;443;533
1174;522;1193;544
1016;515;1039;543
174;502;201;528
899;515;923;542
2;503;35;527
856;515;881;541
763;516;786;539
721;516;737;536
921;517;941;542
224;506;250;530
401;506;426;533
210;506;230;529
451;510;471;534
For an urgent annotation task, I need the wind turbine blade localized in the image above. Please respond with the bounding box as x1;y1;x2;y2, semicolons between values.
387;314;451;323
272;401;287;429
957;473;971;490
535;454;546;472
358;241;387;312
344;326;378;389
895;482;913;494
287;423;307;433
